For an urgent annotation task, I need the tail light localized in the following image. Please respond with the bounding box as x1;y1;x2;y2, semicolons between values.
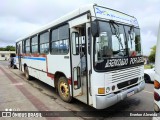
154;92;160;101
154;80;160;89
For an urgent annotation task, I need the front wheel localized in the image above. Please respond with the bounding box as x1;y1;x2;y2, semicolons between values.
58;77;72;102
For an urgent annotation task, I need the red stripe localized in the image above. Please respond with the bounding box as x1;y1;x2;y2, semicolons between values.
21;54;47;57
68;78;78;85
47;73;54;79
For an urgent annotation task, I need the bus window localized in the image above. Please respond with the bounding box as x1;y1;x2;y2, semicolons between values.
31;36;38;53
25;39;30;53
40;32;49;54
51;25;69;55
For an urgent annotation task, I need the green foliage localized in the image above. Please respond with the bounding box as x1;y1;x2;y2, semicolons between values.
0;47;6;51
144;64;154;69
148;45;156;63
0;46;15;51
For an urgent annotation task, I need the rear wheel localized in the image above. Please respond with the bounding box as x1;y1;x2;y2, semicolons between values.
24;66;31;80
58;77;72;102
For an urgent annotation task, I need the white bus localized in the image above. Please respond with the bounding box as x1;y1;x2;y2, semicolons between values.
154;22;160;113
16;4;145;109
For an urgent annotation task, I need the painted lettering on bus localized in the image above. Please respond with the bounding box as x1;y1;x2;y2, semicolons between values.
105;58;128;68
130;57;144;65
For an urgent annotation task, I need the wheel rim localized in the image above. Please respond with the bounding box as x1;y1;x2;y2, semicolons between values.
59;81;69;98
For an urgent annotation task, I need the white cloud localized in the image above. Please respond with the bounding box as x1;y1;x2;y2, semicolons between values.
0;0;159;55
141;31;157;55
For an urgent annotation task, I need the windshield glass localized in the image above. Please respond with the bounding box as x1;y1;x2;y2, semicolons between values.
124;26;141;56
94;21;142;71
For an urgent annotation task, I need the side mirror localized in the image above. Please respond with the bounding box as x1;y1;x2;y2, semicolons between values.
91;21;99;37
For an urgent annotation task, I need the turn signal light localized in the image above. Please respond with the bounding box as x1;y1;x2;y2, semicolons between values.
154;92;160;101
154;80;160;89
98;88;105;94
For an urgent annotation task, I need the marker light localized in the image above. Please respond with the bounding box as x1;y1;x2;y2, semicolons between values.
98;88;105;94
154;80;160;89
154;92;160;101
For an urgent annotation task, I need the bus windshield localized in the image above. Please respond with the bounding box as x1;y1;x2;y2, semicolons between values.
94;21;142;71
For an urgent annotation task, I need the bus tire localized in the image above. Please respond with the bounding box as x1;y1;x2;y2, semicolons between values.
58;77;72;102
24;66;31;80
144;74;151;83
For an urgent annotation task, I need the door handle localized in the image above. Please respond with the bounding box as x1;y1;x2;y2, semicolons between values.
64;56;69;59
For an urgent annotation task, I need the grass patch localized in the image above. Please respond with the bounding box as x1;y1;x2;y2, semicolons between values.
144;64;153;69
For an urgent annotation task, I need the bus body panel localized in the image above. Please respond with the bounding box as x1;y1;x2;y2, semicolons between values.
47;54;71;78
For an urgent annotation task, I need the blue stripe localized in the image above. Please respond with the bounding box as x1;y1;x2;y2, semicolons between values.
16;56;46;61
24;57;46;61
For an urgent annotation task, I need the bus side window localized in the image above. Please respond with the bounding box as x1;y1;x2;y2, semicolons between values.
51;25;69;55
25;39;30;54
31;36;38;53
39;32;49;54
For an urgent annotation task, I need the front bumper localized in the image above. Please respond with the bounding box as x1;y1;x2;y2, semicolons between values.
96;80;145;109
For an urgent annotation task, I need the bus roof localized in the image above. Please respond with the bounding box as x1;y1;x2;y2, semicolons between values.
16;4;138;42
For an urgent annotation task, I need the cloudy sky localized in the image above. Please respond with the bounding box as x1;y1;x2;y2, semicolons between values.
0;0;159;55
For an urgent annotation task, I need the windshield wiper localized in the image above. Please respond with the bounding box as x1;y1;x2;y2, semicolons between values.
109;20;124;50
129;26;134;49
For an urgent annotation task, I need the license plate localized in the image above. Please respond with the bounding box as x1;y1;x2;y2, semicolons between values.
127;91;134;97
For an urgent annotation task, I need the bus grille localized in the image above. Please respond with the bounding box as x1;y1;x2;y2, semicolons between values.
117;78;138;89
106;66;143;83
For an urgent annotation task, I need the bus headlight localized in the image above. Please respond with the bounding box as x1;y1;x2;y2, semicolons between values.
112;85;115;91
106;87;110;93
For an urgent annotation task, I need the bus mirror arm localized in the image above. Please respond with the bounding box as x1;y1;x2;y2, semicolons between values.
91;21;99;37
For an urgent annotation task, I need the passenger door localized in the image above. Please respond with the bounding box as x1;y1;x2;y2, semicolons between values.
70;26;88;103
17;42;22;71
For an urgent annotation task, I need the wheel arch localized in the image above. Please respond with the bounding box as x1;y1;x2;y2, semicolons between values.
144;73;151;82
23;63;27;72
54;71;67;89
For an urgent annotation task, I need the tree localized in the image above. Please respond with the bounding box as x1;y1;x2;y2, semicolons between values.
5;46;15;51
0;46;15;51
0;47;6;51
148;45;156;63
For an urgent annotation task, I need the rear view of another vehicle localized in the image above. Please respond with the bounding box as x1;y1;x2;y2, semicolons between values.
144;68;155;83
154;22;160;113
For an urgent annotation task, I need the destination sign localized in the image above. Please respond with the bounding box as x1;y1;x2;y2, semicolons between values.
94;6;139;26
